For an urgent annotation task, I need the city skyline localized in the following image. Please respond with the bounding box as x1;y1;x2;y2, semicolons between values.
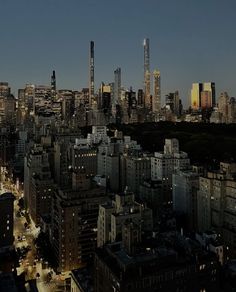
1;1;236;290
0;0;236;105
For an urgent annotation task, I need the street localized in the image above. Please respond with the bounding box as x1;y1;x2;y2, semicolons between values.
1;175;69;292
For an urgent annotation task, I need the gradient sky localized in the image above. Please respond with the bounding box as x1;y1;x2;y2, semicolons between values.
0;0;236;106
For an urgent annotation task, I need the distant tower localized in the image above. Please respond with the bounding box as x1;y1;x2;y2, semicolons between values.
190;82;215;110
143;38;151;109
114;67;121;105
51;70;56;99
153;70;161;113
89;41;95;106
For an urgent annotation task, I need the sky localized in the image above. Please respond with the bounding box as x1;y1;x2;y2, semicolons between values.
0;0;236;106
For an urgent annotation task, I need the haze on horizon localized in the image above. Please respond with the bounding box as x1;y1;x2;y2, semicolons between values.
0;0;236;106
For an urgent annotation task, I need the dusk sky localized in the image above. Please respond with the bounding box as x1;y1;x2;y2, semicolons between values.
0;0;236;105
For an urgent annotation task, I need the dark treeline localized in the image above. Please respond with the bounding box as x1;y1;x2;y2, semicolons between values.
108;122;236;166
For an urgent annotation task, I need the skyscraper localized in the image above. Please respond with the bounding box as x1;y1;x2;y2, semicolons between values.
89;41;95;106
51;70;56;100
143;38;151;109
114;67;121;106
191;83;202;110
166;91;180;116
191;82;215;110
152;70;161;113
203;82;216;108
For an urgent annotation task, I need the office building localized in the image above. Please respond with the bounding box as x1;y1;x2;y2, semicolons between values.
191;82;215;110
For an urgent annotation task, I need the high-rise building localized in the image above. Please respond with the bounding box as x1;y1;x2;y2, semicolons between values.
0;82;10;98
218;92;229;117
152;70;161;113
165;91;180;116
0;192;15;249
201;91;212;109
137;89;144;107
191;83;202;110
50;172;108;272
114;67;121;106
151;139;190;204
173;168;202;230
61;90;75;122
99;83;111;119
89;41;95;106
24;144;54;224
197;162;236;256
51;70;56;100
71;138;97;176
34;85;52;114
203;82;216;107
0;82;16;126
122;155;151;197
228;97;236;123
143;38;151;109
191;82;215;110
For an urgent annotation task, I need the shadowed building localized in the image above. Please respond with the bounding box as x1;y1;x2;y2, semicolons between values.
0;192;15;249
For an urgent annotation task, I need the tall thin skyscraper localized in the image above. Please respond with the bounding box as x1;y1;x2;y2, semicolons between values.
51;70;56;99
114;67;121;105
153;70;161;113
89;41;95;106
51;70;56;91
143;38;151;109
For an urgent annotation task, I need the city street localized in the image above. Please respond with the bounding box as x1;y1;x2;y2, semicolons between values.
1;177;68;292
